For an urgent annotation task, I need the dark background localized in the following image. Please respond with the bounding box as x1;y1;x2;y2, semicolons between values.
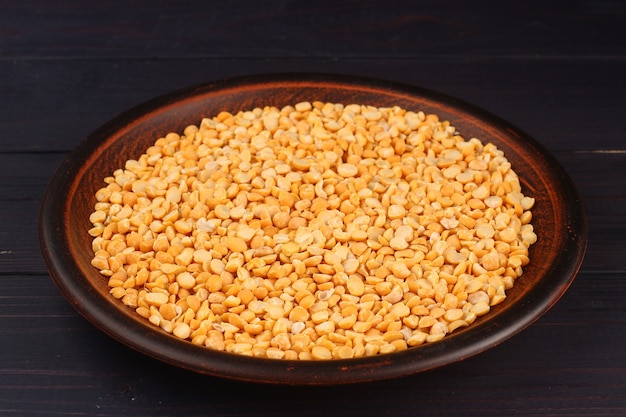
1;1;625;416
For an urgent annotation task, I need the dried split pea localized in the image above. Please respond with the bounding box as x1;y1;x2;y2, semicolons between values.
90;101;537;360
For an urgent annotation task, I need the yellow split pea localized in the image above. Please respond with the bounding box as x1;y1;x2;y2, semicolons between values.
89;101;537;360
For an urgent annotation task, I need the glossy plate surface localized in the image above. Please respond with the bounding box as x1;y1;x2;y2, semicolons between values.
39;74;587;385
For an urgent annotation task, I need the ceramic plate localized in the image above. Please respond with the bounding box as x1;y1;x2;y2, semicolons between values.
39;74;586;385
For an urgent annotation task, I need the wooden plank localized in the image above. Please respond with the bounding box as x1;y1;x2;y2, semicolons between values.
0;273;624;415
1;148;622;274
1;58;625;153
1;0;624;59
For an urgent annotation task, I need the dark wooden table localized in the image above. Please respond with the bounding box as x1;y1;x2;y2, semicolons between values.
1;1;625;415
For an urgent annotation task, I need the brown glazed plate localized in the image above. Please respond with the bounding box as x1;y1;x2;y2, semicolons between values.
39;73;587;385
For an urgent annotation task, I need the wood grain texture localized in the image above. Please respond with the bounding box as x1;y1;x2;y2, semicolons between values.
1;0;624;59
1;0;625;414
2;59;625;153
